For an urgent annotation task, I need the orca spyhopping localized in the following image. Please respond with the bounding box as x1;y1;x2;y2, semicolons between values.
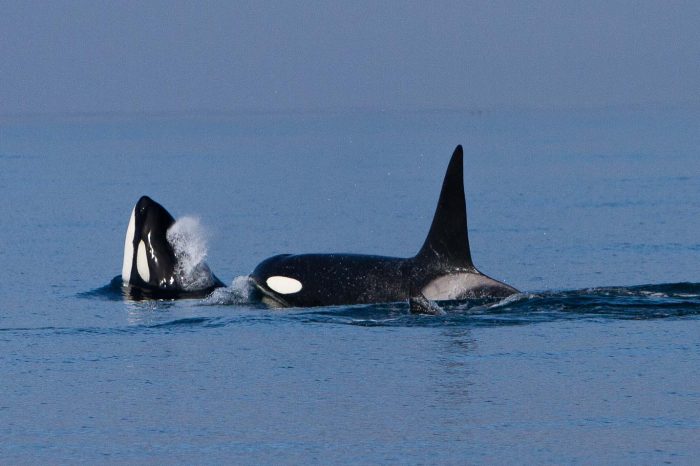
121;196;224;299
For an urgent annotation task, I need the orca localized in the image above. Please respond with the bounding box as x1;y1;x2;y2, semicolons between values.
121;196;224;299
250;145;518;308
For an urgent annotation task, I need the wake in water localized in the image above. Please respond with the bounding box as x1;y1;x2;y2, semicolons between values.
452;282;700;325
79;275;259;304
80;279;700;327
289;283;700;327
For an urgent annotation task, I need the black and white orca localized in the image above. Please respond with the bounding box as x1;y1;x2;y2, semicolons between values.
121;196;224;299
250;145;519;309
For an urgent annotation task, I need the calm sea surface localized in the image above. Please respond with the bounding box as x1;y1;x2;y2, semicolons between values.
1;107;699;463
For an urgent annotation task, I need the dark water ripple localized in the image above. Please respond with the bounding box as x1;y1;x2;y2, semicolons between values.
62;281;700;334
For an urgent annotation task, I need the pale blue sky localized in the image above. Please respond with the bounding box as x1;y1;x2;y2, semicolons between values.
1;1;699;114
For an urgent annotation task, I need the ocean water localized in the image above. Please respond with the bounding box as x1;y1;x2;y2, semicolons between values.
1;106;699;463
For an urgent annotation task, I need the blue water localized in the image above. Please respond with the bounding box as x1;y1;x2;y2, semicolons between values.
1;107;699;463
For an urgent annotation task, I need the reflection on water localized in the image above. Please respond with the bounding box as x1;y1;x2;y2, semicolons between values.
434;329;477;404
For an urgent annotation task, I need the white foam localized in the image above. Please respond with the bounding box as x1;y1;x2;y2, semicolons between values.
166;216;215;291
204;276;255;305
488;292;527;309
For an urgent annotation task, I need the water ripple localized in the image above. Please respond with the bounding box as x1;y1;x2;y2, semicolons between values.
68;281;700;331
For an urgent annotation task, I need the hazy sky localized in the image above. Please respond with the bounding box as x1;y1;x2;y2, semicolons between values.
1;1;699;114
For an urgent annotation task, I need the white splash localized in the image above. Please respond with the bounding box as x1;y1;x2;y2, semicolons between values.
166;216;215;291
204;276;255;305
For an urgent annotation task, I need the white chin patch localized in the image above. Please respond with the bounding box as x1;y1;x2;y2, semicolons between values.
266;276;302;294
137;240;150;283
122;208;135;284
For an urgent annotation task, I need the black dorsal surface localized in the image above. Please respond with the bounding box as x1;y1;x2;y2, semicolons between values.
415;145;474;270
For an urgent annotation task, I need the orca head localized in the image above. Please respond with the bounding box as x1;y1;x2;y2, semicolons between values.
249;254;303;307
121;196;222;299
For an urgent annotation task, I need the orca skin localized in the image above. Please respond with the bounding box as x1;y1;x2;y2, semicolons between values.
121;196;224;299
250;145;518;307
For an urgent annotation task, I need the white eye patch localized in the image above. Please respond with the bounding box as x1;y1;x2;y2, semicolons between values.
266;276;302;294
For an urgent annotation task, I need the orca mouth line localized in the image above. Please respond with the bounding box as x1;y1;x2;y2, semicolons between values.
249;277;291;308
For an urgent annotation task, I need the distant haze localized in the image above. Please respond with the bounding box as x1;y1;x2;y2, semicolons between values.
1;1;699;114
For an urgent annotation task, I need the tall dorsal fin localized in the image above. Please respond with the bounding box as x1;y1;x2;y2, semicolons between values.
415;145;474;270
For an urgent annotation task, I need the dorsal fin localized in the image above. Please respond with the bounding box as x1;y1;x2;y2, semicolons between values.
415;145;474;270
